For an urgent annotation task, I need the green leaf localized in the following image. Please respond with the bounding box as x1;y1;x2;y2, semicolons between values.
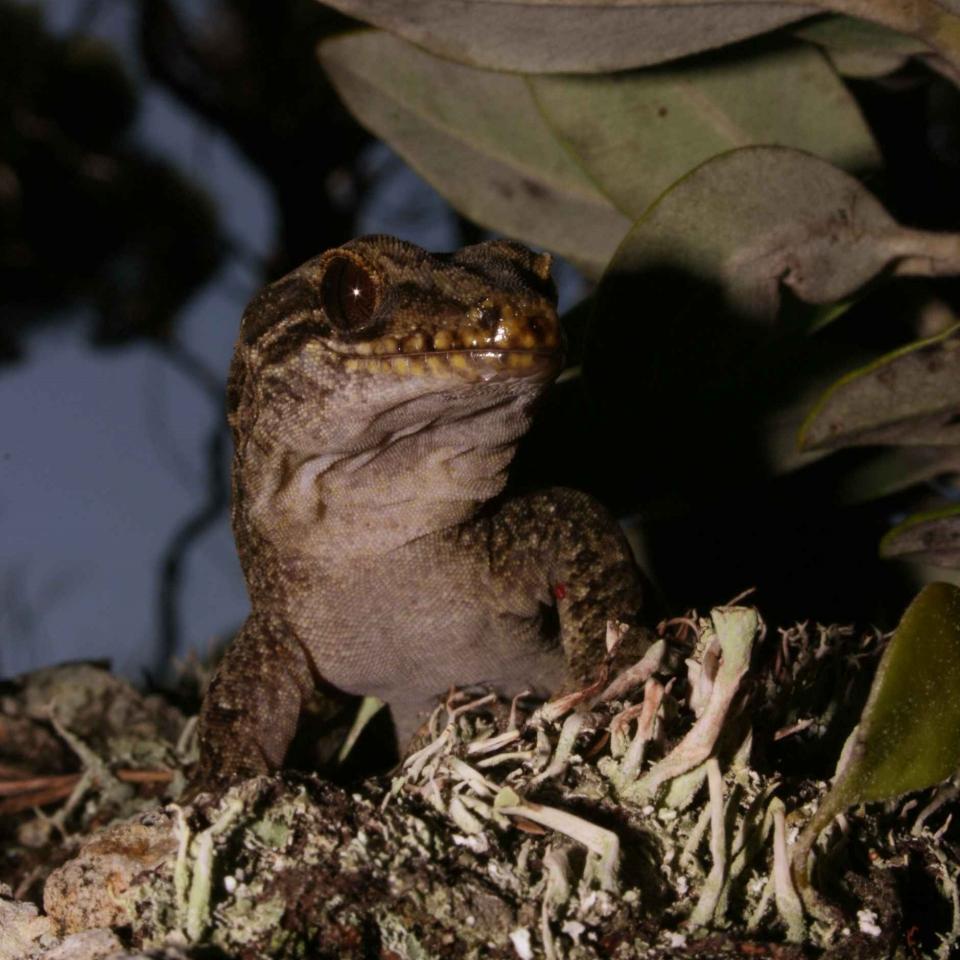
321;31;885;275
318;29;629;273
799;324;960;452
587;147;960;481
847;582;960;800
530;41;880;220
816;0;960;82
318;0;816;73
836;447;960;503
597;147;960;324
794;14;929;77
317;1;960;81
881;505;960;569
794;583;960;884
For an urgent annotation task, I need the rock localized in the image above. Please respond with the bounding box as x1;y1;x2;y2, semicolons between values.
44;811;178;935
38;929;124;960
0;886;59;960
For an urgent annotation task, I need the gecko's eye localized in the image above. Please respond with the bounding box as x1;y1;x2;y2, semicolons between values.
321;255;378;331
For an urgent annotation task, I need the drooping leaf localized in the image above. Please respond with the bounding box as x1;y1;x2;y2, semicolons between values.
793;583;960;884
799;324;960;452
823;0;960;83
316;0;960;81
836;446;960;503
794;14;930;77
598;147;960;325
530;41;880;220
856;583;960;803
318;0;817;73
319;30;885;276
318;30;629;273
759;379;845;474
586;147;960;484
881;506;960;568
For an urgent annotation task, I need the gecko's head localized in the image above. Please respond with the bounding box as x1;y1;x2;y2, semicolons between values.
229;236;564;449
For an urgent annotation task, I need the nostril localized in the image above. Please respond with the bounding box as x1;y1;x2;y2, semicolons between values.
479;304;500;331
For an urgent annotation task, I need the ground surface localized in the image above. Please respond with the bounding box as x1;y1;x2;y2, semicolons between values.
1;606;957;959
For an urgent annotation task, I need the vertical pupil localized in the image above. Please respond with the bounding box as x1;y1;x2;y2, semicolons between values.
322;256;376;328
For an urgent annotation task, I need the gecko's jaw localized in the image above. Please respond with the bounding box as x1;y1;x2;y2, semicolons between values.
339;347;562;383
332;303;564;382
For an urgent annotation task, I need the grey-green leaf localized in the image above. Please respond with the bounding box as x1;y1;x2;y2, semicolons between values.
598;147;960;323
853;582;960;804
881;506;960;569
586;147;960;483
318;29;629;273
799;324;960;451
793;583;960;883
530;41;880;220
833;582;960;800
820;0;960;85
794;15;930;77
836;447;960;503
318;0;817;73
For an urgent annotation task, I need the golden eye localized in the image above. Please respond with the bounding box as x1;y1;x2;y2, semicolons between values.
320;255;378;330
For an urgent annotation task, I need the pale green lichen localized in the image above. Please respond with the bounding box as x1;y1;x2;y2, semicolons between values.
376;911;438;960
772;802;805;943
183;794;245;941
627;607;757;802
213;893;287;949
14;601;960;958
251;814;292;849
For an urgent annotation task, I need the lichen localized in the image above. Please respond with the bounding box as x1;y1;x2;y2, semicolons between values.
4;604;960;958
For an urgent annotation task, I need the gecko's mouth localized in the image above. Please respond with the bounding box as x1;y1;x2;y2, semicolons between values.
331;307;565;382
337;347;563;383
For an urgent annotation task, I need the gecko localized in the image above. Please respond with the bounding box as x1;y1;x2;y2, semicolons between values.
196;236;646;783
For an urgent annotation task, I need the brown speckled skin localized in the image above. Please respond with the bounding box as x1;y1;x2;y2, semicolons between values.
197;236;645;782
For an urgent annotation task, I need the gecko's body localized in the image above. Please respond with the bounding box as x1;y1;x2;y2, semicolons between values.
197;236;645;780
